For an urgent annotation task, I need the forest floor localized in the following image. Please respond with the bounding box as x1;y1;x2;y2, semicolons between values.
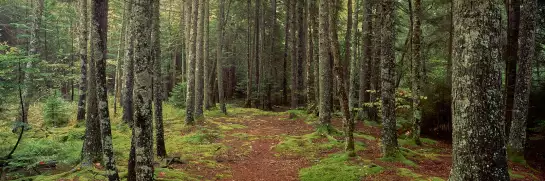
1;102;543;181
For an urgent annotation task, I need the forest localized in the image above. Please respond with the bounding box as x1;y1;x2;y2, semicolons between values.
0;0;544;180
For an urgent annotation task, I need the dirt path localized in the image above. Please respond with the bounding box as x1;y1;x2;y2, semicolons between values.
216;115;313;181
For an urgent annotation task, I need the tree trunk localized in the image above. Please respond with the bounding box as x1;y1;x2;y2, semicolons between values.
358;0;372;121
255;0;262;108
132;0;154;180
380;0;398;158
186;0;199;124
328;0;354;156
245;0;253;107
152;0;167;158
410;0;422;145
318;0;332;132
504;0;520;139
449;0;508;180
204;0;213;110
508;0;536;160
195;0;205;117
369;2;381;123
76;0;88;121
306;0;314;110
122;0;135;126
82;0;103;166
113;0;128;116
346;0;355;111
217;0;227;114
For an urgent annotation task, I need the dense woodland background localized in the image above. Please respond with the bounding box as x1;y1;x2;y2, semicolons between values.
0;0;545;180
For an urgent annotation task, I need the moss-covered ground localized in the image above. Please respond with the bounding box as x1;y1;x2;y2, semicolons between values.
0;101;541;181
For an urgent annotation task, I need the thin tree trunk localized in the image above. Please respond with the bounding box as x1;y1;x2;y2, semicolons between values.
504;0;520;139
90;0;120;179
195;0;205;117
152;0;166;158
410;0;422;145
245;0;253;107
122;0;135;126
346;0;355;111
282;0;291;105
114;0;128;116
508;0;536;160
290;0;298;108
76;0;88;121
217;0;227;114
358;0;372;121
185;0;199;124
204;0;213;110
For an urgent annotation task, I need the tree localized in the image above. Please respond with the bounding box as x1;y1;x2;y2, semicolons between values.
217;0;227;114
185;0;199;124
132;0;154;179
508;0;536;160
346;0;355;111
318;0;332;131
76;0;88;121
90;0;120;179
195;0;205;117
358;0;372;121
204;0;213;110
328;0;354;156
82;0;103;166
380;0;398;158
504;0;521;138
410;0;422;145
449;0;509;180
152;0;166;158
122;0;135;126
245;0;253;108
22;0;44;123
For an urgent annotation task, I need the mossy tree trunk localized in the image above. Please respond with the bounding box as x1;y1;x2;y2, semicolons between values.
449;0;509;180
195;0;205;117
204;0;213;110
380;0;398;159
410;0;422;145
318;0;332;131
509;0;536;160
186;0;199;124
76;0;88;121
358;0;372;121
91;0;120;180
217;0;227;114
122;0;135;126
132;0;154;180
152;0;167;158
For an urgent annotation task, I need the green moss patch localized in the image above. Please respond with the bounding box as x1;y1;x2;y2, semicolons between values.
274;132;342;157
299;153;383;181
380;151;417;167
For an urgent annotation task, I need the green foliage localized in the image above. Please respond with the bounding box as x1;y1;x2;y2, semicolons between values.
168;82;187;108
42;93;70;127
299;153;383;181
7;139;81;170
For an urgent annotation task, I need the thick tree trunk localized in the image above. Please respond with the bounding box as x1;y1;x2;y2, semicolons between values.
504;0;520;138
132;0;154;180
410;0;422;145
185;0;199;124
449;0;509;180
76;0;88;121
290;0;297;108
297;0;307;107
380;0;398;158
508;0;536;160
152;0;166;158
318;0;332;131
195;0;205;117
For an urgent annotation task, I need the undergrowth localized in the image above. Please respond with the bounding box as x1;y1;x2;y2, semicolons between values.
299;153;383;181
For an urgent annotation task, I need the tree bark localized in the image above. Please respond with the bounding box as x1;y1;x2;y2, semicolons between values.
204;0;213;110
410;0;422;145
132;0;154;180
90;0;120;179
245;0;253;107
380;0;398;158
358;0;372;121
217;0;227;114
449;0;509;180
76;0;88;121
152;0;167;158
504;0;520;139
508;0;536;160
195;0;205;117
185;0;199;124
318;0;332;131
122;0;135;126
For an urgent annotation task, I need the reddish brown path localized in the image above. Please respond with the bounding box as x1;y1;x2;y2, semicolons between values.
217;116;313;181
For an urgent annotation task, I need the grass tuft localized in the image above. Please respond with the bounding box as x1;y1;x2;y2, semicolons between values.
299;153;383;181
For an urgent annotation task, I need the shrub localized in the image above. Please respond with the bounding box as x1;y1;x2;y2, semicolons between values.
43;93;69;127
169;82;187;108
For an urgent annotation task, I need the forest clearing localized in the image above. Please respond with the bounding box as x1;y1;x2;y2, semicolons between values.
1;0;545;180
